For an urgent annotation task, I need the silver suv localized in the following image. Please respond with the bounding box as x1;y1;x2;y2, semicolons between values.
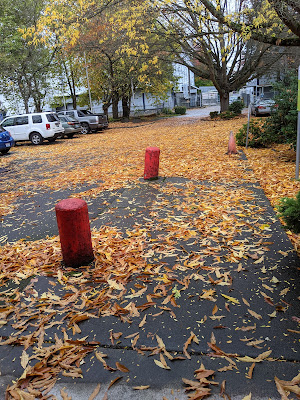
0;112;64;145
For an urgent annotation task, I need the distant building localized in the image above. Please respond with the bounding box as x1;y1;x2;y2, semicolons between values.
240;74;278;104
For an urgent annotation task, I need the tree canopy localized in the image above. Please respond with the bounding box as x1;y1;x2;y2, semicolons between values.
198;0;300;47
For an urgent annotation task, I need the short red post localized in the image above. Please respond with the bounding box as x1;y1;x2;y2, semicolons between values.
55;198;94;267
144;146;160;180
227;131;238;154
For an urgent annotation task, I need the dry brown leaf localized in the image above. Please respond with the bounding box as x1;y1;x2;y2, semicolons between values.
246;363;255;379
108;376;122;390
139;314;147;328
61;388;72;400
133;385;150;390
242;394;252;400
247;309;262;320
88;384;101;400
154;358;170;370
116;362;129;373
20;350;29;369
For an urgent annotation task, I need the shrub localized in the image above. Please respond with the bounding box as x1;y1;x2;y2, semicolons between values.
229;100;244;115
236;119;266;147
162;108;173;115
219;110;236;119
264;73;298;149
277;191;300;233
174;106;186;115
210;111;219;119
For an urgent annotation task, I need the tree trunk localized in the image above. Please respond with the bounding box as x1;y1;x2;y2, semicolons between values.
122;95;131;119
103;103;109;116
112;91;119;119
220;92;229;112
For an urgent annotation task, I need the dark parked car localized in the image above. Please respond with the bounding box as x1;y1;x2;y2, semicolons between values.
0;126;14;154
57;115;83;138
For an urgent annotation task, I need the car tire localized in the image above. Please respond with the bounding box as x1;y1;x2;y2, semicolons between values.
1;148;10;154
30;132;44;145
81;123;91;134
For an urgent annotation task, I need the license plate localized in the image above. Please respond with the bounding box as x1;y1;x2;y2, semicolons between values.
5;143;10;147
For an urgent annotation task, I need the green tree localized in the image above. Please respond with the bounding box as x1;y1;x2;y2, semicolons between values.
198;0;300;47
156;0;282;111
0;0;55;112
264;72;298;148
75;1;175;118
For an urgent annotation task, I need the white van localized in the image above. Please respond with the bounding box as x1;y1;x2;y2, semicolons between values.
0;112;64;145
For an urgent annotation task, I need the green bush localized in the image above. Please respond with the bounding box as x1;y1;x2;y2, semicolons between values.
229;100;244;115
174;106;186;115
264;73;298;149
162;107;173;115
277;191;300;233
210;111;219;119
220;110;236;119
236;119;275;147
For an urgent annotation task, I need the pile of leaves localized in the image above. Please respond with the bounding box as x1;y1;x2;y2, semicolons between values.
1;116;300;398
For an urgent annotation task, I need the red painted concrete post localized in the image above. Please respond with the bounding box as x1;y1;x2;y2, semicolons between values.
55;198;94;267
227;131;238;154
144;146;160;180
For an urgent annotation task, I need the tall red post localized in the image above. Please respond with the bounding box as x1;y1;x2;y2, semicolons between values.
55;198;94;267
144;146;160;180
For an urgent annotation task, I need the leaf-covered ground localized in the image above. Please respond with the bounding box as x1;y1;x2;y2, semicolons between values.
0;115;299;399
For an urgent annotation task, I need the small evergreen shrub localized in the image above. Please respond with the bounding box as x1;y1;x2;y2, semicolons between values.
264;74;298;149
277;191;300;233
228;100;244;115
236;119;266;147
220;111;236;119
210;111;219;119
174;106;186;115
162;108;173;115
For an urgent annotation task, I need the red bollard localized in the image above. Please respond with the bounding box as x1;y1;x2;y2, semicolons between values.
144;146;160;180
55;198;94;267
227;131;238;154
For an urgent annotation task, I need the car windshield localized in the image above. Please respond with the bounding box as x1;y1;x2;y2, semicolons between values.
77;110;86;117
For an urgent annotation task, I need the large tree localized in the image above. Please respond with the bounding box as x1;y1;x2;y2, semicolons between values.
77;2;175;118
156;0;281;111
0;0;55;113
198;0;300;47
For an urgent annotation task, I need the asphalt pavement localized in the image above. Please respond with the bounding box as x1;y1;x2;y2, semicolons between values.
0;111;299;400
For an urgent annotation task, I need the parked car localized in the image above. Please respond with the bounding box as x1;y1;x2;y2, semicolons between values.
0;112;64;145
0;126;14;154
251;99;277;116
57;115;83;138
79;109;109;129
57;110;106;134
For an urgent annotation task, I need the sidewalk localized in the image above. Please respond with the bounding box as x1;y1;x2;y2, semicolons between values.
0;145;299;398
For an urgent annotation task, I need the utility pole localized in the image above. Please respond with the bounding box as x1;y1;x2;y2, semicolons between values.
84;52;93;112
296;65;300;179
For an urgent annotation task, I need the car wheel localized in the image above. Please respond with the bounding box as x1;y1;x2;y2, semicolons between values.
1;148;10;154
67;133;75;139
30;132;44;145
48;137;56;143
81;123;90;134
